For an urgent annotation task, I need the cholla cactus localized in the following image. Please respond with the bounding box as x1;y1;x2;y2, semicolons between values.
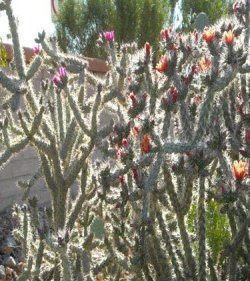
0;0;249;280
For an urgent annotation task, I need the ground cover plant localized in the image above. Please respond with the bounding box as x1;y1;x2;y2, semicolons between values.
0;0;249;280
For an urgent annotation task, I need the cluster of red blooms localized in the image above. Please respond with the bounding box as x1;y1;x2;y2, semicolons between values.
202;28;235;45
160;27;172;41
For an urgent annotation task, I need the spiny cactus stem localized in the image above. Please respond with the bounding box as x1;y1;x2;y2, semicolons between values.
156;211;185;281
59;246;73;281
4;1;26;79
177;214;197;280
198;176;206;281
56;89;65;143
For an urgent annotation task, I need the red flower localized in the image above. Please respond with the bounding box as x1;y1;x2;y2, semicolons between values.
170;86;178;103
233;160;247;181
132;168;139;182
160;28;171;41
245;129;250;144
119;175;125;185
122;138;129;148
202;28;215;44
130;93;137;106
144;42;151;56
141;134;151;153
223;30;234;45
156;56;168;73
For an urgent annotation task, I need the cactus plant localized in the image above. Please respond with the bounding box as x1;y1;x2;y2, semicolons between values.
0;0;249;280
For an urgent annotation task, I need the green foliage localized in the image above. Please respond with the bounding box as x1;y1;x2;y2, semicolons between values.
0;38;7;68
55;0;168;58
56;0;115;57
182;0;234;30
187;200;231;262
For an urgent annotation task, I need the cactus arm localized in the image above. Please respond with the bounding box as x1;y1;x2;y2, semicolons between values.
156;211;185;281
66;164;87;230
4;0;26;79
65;88;91;136
26;55;42;81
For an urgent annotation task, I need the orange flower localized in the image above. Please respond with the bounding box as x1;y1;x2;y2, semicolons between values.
156;56;168;73
223;30;234;45
199;57;212;72
202;28;215;44
233;160;247;181
141;134;151;153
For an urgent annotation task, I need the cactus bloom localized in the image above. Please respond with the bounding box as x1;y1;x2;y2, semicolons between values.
199;57;212;72
156;56;168;73
32;45;41;55
160;28;171;41
223;30;234;45
103;31;115;42
119;175;125;185
130;93;137;106
233;160;247;180
170;86;178;103
59;66;67;78
144;42;151;56
141;134;151;153
202;28;215;44
52;75;61;86
245;129;250;143
52;67;67;86
122;138;129;148
233;2;240;13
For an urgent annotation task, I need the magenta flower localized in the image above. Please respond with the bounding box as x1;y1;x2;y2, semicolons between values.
103;31;115;42
52;75;61;86
32;45;41;55
59;66;67;78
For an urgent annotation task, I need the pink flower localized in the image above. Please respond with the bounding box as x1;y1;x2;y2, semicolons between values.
52;75;61;86
233;2;240;13
32;45;41;55
103;31;115;42
52;67;67;87
59;66;67;78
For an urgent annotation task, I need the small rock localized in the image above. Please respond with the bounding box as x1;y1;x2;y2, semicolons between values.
17;262;25;274
5;237;17;248
4;267;13;281
0;245;12;256
0;265;6;280
3;256;16;269
0;236;17;255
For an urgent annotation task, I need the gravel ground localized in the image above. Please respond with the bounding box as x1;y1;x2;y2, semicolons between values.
0;208;24;281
